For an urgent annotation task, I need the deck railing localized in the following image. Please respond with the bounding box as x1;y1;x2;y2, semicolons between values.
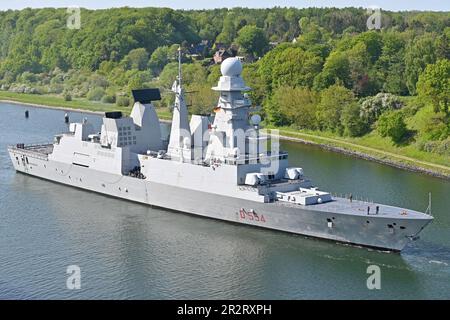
8;142;53;161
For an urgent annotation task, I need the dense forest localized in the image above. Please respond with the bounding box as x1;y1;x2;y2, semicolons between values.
0;7;449;158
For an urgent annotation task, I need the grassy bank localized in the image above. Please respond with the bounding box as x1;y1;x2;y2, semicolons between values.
1;91;449;178
272;127;450;178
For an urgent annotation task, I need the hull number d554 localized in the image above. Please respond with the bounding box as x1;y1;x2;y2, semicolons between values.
239;208;266;223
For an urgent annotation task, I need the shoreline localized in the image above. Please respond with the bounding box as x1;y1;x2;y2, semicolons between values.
0;98;172;122
2;98;448;180
275;134;450;180
0;99;106;115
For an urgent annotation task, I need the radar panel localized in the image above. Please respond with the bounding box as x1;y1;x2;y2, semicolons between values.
132;89;162;104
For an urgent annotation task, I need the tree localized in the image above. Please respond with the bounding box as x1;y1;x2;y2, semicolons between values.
416;59;450;115
377;111;408;143
264;10;290;42
375;31;408;95
341;103;368;137
354;31;383;63
404;35;437;95
127;70;152;92
258;43;292;92
215;12;237;45
235;25;269;58
360;93;404;125
313;51;350;90
382;62;408;95
436;33;450;60
297;17;329;48
87;87;105;101
242;63;265;106
266;86;319;129
316;84;357;135
346;42;379;96
259;45;322;91
187;83;218;115
122;48;149;71
148;46;170;75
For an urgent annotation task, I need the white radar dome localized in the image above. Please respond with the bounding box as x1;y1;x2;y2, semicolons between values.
221;57;243;77
251;114;262;126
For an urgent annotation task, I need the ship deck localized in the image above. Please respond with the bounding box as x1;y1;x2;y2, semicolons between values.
8;143;54;160
275;196;431;220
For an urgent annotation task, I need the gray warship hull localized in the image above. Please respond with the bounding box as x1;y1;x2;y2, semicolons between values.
8;144;432;252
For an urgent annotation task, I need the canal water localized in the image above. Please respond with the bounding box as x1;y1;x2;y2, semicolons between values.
0;102;449;299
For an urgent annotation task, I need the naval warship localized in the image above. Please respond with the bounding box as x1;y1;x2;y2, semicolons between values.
8;54;433;252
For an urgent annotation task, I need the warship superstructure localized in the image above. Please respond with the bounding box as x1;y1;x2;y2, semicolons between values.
8;55;433;252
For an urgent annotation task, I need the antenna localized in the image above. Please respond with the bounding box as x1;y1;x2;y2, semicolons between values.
178;45;182;89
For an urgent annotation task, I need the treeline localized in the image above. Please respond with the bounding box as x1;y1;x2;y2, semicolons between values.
0;7;449;156
0;7;448;76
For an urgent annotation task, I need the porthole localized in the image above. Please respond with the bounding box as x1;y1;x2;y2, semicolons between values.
400;226;406;230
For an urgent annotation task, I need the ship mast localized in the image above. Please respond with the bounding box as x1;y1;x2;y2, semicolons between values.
178;46;182;90
167;45;192;161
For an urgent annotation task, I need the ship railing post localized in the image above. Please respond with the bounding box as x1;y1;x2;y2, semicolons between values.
426;192;432;216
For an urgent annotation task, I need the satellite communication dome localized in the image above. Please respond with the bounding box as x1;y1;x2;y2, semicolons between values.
250;114;262;126
221;58;243;77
